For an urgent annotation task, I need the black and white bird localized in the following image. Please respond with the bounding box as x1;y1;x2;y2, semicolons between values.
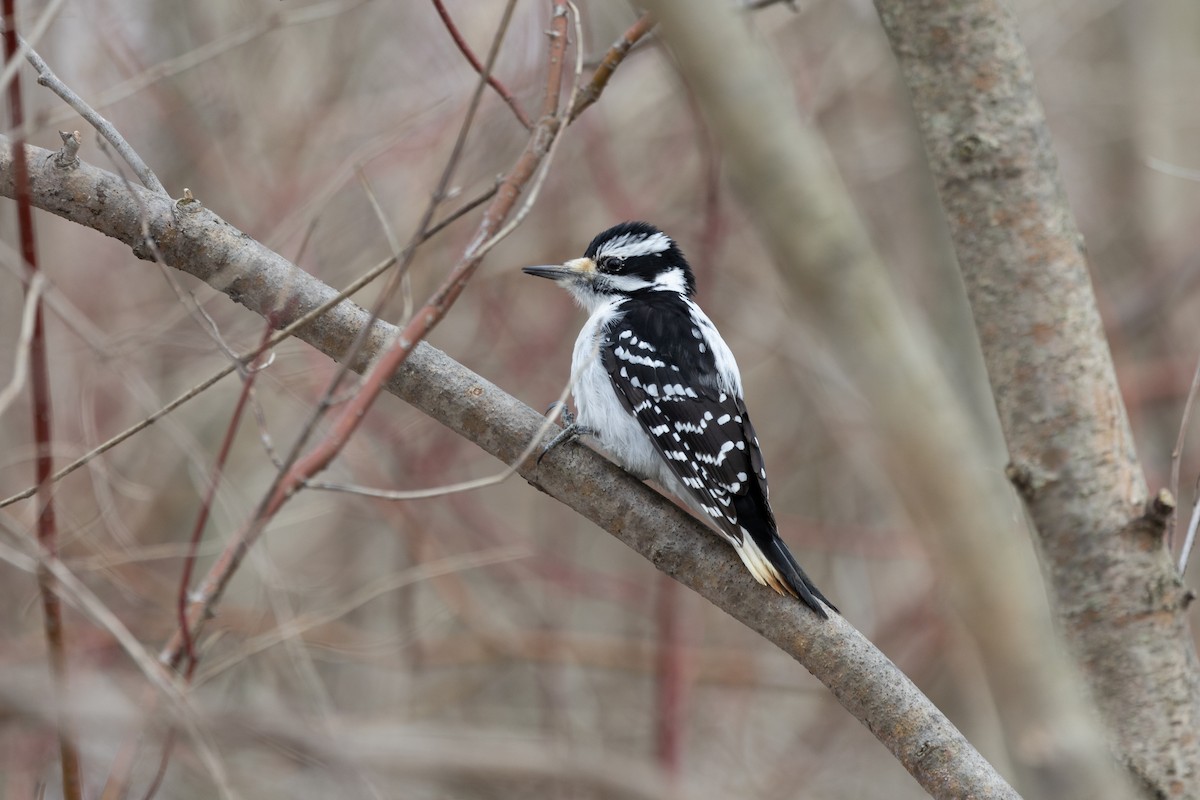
524;221;834;617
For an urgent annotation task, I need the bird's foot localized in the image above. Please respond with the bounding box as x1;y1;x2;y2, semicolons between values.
538;404;595;465
544;401;576;427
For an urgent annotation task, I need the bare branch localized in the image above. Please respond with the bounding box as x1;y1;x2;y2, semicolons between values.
2;7;81;796
431;0;533;129
0;271;43;418
0;134;1020;800
0;526;234;799
641;0;1133;796
873;0;1200;793
0;178;498;512
568;12;656;123
1170;357;1200;547
22;37;166;194
38;0;369;132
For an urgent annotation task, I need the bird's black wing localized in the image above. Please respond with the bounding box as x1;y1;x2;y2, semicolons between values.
600;296;833;614
601;297;755;529
604;293;830;614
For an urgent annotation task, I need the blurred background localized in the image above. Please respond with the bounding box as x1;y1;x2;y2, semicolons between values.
0;0;1197;797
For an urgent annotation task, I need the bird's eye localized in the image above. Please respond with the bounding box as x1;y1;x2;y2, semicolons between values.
600;256;625;272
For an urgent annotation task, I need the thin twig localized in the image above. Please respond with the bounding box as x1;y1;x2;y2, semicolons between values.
23;37;166;194
157;0;571;679
0;0;66;102
177;326;274;671
306;344;593;500
40;0;369;132
3;4;81;796
236;0;524;554
1180;474;1200;575
568;12;656;123
431;0;533;129
1169;355;1200;550
467;0;585;257
356;167;414;324
0;526;235;800
0;181;499;511
0;271;44;417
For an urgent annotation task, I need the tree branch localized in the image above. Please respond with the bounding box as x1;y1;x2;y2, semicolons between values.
430;0;533;129
0;136;1019;800
3;6;82;796
568;12;656;123
639;0;1135;797
872;0;1200;795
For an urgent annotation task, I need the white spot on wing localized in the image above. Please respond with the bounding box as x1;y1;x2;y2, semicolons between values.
613;346;665;368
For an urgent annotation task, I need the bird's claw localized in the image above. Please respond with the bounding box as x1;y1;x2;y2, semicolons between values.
537;419;595;465
544;401;576;426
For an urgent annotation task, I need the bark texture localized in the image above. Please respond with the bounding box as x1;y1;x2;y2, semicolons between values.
873;0;1200;795
0;137;1021;800
640;0;1137;798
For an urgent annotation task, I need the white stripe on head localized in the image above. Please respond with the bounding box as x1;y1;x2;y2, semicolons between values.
596;230;673;260
602;273;655;294
651;267;688;294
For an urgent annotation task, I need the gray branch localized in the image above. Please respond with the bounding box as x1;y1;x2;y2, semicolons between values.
0;137;1018;799
20;38;166;195
872;0;1200;795
641;0;1137;797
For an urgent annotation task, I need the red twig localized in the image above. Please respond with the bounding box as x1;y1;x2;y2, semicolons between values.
140;329;274;800
102;5;535;793
569;11;656;123
249;0;574;537
432;0;533;129
0;180;499;512
4;3;83;798
155;0;570;675
176;325;273;674
94;1;661;791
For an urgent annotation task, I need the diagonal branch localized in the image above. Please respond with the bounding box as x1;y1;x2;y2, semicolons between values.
568;11;656;123
22;37;166;194
431;0;533;129
0;135;1019;800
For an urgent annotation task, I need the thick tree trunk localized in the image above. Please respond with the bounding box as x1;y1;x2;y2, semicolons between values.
872;0;1200;795
641;0;1143;797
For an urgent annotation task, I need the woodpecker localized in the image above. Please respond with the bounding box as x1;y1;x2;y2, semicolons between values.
524;221;834;617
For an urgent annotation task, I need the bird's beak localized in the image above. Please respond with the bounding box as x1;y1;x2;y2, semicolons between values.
522;257;596;282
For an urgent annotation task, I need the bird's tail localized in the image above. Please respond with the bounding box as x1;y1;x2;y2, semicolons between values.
734;526;835;618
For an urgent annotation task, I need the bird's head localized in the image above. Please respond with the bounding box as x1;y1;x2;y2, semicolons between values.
523;221;696;312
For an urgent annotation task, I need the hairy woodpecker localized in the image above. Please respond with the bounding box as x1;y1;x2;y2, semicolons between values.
524;221;834;617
